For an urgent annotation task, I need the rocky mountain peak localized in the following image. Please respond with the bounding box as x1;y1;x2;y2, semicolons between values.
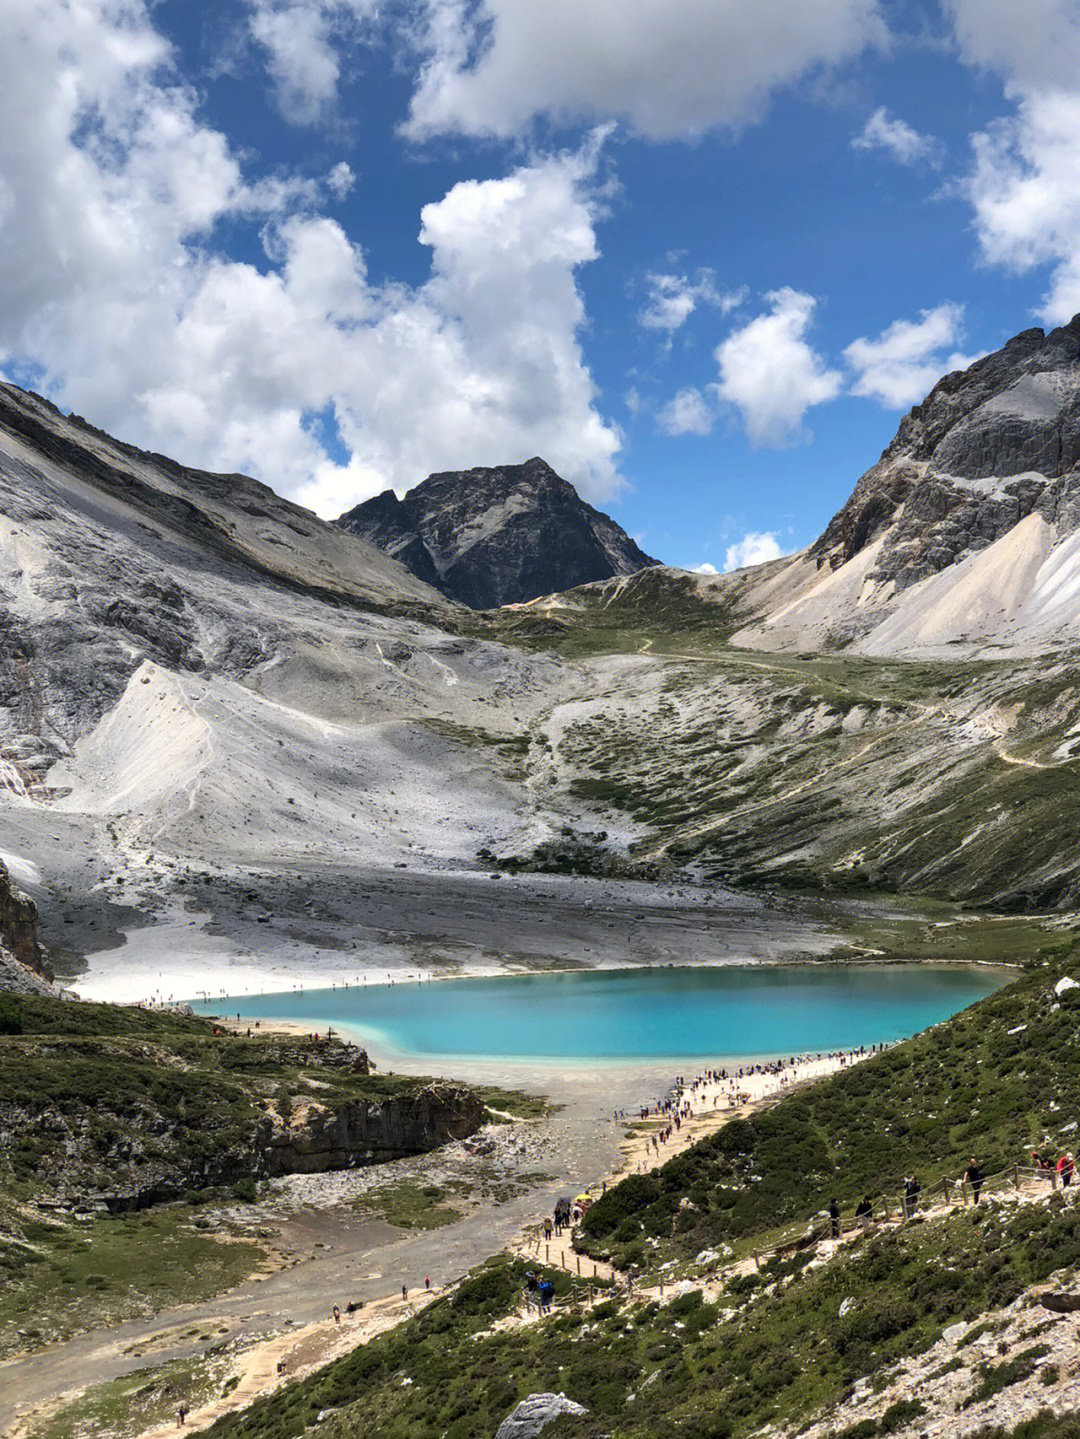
336;459;657;609
813;315;1080;586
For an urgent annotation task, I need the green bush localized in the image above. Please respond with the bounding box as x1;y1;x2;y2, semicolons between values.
0;998;23;1035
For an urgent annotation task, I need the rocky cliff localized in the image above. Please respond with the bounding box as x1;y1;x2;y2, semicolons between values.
336;458;657;608
0;860;52;993
261;1081;484;1178
729;315;1080;655
813;316;1080;585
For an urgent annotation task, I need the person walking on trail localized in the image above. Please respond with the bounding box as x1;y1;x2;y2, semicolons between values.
1058;1153;1075;1188
402;1284;408;1301
965;1159;983;1204
855;1196;873;1231
425;1275;431;1291
332;1304;341;1324
828;1198;841;1240
544;1218;553;1241
904;1175;921;1220
177;1403;187;1426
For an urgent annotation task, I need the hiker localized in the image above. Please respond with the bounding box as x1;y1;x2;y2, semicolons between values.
425;1275;431;1290
402;1284;408;1301
855;1196;873;1231
1058;1153;1075;1188
544;1218;553;1241
904;1175;921;1220
538;1280;554;1314
828;1198;841;1239
332;1304;341;1324
177;1403;188;1425
965;1158;983;1204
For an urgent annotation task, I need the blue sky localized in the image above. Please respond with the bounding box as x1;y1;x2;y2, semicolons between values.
2;2;1080;572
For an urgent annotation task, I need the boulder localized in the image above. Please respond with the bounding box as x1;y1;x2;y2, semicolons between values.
494;1393;588;1439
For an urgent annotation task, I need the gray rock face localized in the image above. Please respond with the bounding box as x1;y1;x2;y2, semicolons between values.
494;1393;588;1439
0;860;51;991
813;315;1080;591
337;458;657;609
261;1081;485;1177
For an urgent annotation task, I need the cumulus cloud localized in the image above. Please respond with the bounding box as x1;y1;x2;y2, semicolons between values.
713;290;843;445
0;4;622;514
639;270;738;332
965;89;1080;321
723;532;787;572
947;0;1080;320
689;562;719;574
657;387;714;436
844;303;982;408
247;0;380;124
402;0;886;140
852;107;943;166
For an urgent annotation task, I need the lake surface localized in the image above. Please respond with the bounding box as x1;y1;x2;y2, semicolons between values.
190;964;1009;1063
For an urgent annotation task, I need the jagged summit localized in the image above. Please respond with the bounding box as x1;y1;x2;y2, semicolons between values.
335;457;658;609
728;314;1080;656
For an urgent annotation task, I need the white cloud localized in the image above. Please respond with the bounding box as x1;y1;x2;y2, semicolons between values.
965;89;1080;322
403;0;886;140
844;303;982;408
946;0;1080;92
689;562;719;574
947;0;1080;320
639;270;738;332
247;0;380;124
852;107;943;166
713;289;843;445
657;387;714;437
724;532;787;572
0;6;622;515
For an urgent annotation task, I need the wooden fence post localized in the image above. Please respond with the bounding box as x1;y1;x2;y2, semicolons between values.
1014;1165;1020;1192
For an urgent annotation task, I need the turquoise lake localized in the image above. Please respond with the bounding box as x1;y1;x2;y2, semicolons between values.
190;964;1009;1063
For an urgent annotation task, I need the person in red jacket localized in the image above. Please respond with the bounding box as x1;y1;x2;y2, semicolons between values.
1057;1152;1075;1187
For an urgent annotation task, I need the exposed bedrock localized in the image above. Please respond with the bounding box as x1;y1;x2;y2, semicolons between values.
261;1081;485;1177
0;859;52;992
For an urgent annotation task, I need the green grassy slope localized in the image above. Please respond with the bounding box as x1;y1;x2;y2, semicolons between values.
539;643;1080;910
466;568;746;658
0;994;436;1202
